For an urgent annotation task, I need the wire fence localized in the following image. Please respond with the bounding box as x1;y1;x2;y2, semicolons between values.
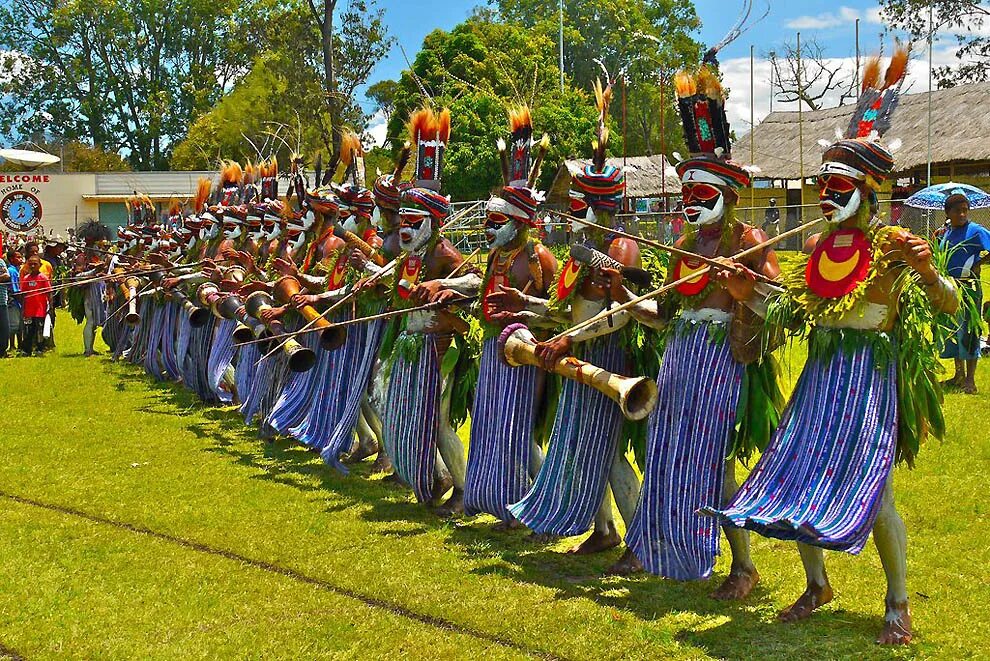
444;199;990;254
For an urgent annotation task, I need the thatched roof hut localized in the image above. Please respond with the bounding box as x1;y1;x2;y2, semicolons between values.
547;155;681;205
740;82;990;180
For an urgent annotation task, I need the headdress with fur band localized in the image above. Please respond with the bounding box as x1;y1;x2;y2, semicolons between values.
488;105;550;226
818;44;910;190
373;140;412;211
571;78;625;212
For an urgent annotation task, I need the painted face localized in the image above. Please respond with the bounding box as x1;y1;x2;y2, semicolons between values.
300;209;316;231
247;217;265;242
263;215;281;241
682;183;725;226
287;229;306;253
398;210;433;252
339;208;361;235
818;174;862;223
485;212;519;248
222;215;242;240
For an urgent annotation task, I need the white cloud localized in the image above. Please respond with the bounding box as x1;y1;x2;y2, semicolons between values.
785;6;869;30
719;42;965;142
365;110;388;148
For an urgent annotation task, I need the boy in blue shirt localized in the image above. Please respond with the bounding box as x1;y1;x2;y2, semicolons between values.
940;193;990;393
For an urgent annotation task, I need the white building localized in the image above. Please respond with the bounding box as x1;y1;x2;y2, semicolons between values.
0;170;215;235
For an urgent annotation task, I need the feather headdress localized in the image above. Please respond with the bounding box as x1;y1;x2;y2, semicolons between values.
408;106;451;191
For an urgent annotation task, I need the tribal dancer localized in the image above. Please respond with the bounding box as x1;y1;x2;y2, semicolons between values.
495;78;643;554
705;46;959;644
70;220;113;357
612;61;782;589
380;106;482;514
463;106;557;527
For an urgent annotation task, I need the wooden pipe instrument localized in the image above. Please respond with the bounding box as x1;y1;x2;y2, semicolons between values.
122;276;142;325
214;292;268;345
244;290;317;372
498;323;658;421
272;276;346;350
331;225;386;266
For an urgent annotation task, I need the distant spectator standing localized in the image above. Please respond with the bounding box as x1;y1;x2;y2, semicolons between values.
763;198;781;236
19;255;51;356
939;193;990;394
0;251;10;357
6;249;21;352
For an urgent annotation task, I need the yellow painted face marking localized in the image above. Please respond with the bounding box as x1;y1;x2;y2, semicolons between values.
818;249;862;282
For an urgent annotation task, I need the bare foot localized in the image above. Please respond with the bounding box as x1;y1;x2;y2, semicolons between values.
435;489;464;517
779;582;834;622
342;439;379;464
493;518;522;532
371;452;393;475
711;567;760;600
567;525;621;555
604;548;643;576
941;375;965;388
961;382;978;395
430;473;453;506
877;600;912;645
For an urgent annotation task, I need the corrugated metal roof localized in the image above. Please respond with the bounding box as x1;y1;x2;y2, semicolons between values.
94;171;216;196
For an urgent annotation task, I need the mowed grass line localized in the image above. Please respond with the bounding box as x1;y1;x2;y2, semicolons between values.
0;311;988;659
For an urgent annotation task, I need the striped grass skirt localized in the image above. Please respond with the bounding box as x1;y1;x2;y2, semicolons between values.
265;333;332;438
320;314;387;472
382;333;442;503
183;317;218;403
85;282;108;327
207;318;237;403
705;340;897;554
128;298;155;365
237;343;265;423
507;335;627;536
463;337;539;522
159;302;183;381
625;321;744;580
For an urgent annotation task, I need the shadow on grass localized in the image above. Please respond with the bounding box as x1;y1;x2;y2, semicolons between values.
104;358;904;660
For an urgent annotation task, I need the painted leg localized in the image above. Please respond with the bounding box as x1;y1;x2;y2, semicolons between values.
82;299;97;356
779;542;833;622
873;480;912;645
963;358;978;394
567;485;621;555
343;407;379;464
434;381;465;516
604;453;643;574
712;460;760;600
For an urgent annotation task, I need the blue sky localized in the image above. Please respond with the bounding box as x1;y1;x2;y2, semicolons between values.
362;1;970;141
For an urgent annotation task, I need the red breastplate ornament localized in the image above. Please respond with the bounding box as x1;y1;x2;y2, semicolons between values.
672;255;711;296
806;228;872;299
555;257;582;301
397;255;423;300
328;250;348;290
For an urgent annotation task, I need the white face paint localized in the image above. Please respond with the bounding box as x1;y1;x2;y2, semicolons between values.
684;192;725;226
486;220;518;248
223;221;242;241
821;187;862;224
300;210;316;231
248;220;265;243
341;215;361;235
287;231;306;253
201;215;220;241
398;217;433;253
264;216;281;241
570;207;595;234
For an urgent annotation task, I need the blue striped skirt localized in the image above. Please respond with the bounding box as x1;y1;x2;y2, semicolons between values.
320;313;387;472
128;298;154;365
507;335;627;536
705;339;897;554
207;318;237;403
268;330;326;440
160;302;183;381
463;337;539;522
382;333;442;503
625;321;744;579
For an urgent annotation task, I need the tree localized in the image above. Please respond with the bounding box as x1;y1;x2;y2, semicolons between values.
880;0;990;88
0;0;277;169
768;37;858;111
491;0;701;158
301;0;393;173
366;80;400;126
384;13;602;200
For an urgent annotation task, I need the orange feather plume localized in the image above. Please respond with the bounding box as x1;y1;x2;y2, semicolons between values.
437;107;451;144
339;130;363;167
695;66;724;101
861;55;881;91
193;177;211;213
508;105;532;133
408;106;451;144
220;160;243;186
883;44;910;89
168;198;181;217
674;70;696;98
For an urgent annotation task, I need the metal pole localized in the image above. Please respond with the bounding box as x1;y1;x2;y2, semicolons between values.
797;32;805;229
559;0;565;93
660;70;666;236
769;52;774;113
855;18;861;98
750;45;755;223
927;5;934;235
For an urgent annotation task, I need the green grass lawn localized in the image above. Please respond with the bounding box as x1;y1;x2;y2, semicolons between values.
0;311;988;660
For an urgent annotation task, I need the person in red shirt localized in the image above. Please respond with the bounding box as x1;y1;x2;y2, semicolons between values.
19;255;50;356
